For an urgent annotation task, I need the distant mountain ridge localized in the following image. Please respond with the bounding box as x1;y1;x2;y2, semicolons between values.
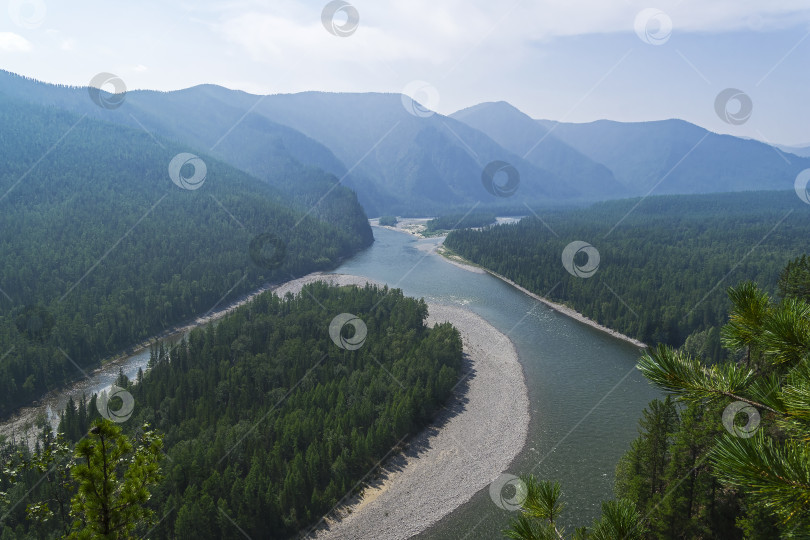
451;101;629;199
2;69;806;216
776;143;810;158
535;118;808;196
251;92;599;214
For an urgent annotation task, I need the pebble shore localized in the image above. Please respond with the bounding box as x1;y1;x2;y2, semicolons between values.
282;274;529;540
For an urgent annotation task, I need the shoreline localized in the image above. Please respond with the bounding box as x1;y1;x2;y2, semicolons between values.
0;270;354;440
370;217;432;238
277;274;528;540
375;221;647;349
0;279;286;434
481;270;647;349
2;270;531;539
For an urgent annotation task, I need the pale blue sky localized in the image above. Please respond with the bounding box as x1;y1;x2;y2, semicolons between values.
1;0;809;144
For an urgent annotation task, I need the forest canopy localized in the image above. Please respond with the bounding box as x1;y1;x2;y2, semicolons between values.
0;97;373;416
445;191;809;361
0;283;463;538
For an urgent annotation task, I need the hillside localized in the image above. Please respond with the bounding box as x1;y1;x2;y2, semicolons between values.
537;118;810;195
445;190;810;357
253;92;577;215
0;71;370;238
451;101;629;200
6;70;805;217
0;95;372;416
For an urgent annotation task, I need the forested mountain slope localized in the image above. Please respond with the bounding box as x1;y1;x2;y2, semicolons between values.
0;70;370;238
445;191;810;358
0;95;371;416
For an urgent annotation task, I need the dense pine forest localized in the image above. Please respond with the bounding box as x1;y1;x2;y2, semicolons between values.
0;97;373;416
445;191;809;361
610;255;810;538
1;283;463;538
503;255;810;539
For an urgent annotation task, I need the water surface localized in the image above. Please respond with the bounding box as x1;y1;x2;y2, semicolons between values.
1;225;660;536
333;227;660;536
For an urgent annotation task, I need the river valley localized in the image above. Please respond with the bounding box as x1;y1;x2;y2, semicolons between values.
1;225;661;536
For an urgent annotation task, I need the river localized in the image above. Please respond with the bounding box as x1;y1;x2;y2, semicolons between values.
0;225;660;537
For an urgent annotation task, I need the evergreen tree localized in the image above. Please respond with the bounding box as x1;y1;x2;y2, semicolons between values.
504;476;645;539
638;280;810;535
69;420;163;539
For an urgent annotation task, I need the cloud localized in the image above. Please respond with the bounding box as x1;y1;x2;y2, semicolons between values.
486;1;810;37
0;32;32;52
218;11;441;66
212;1;810;80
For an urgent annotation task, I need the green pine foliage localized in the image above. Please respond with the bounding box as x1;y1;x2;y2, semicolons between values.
0;420;163;540
615;254;810;538
614;399;747;538
503;476;645;539
69;421;164;539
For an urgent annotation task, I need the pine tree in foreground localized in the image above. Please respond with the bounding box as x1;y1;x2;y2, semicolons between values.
638;281;810;535
1;419;164;539
503;476;646;539
68;420;164;539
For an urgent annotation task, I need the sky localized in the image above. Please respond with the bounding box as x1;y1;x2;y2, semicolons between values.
1;0;809;145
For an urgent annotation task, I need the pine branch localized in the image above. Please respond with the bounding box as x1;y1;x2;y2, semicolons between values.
637;345;777;411
711;433;810;530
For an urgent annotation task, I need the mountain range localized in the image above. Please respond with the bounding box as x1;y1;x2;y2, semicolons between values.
3;70;807;217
